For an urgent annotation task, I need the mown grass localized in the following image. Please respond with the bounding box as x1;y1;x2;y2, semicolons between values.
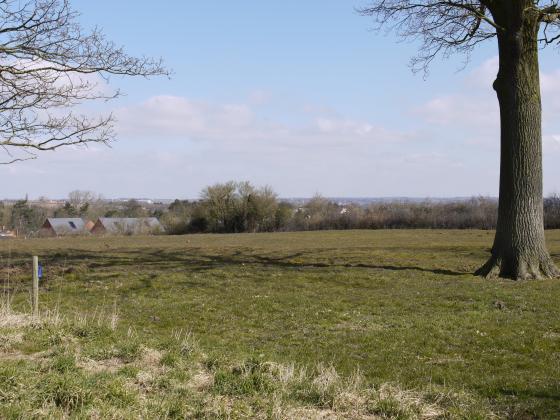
2;230;560;418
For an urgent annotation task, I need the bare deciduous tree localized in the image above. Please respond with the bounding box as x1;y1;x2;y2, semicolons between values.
0;0;167;164
200;181;279;233
361;0;560;280
68;190;99;208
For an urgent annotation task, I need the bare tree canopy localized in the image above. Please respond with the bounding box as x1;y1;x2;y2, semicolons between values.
360;1;560;71
361;0;560;279
0;0;167;164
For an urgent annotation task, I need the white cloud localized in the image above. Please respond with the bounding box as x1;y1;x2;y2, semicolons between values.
541;70;560;93
466;56;498;88
410;56;560;196
116;96;255;141
415;94;498;128
545;135;560;151
415;55;560;135
247;89;271;105
6;56;560;199
115;95;411;149
1;93;436;198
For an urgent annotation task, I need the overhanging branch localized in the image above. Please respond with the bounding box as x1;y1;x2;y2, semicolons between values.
0;0;168;164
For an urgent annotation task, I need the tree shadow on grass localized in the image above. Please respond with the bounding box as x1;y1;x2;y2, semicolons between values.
246;254;466;276
0;246;467;279
497;387;560;402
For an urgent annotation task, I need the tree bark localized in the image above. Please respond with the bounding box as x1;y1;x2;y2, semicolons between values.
476;3;560;280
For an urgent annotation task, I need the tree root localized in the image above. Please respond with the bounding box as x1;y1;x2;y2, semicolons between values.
475;254;560;280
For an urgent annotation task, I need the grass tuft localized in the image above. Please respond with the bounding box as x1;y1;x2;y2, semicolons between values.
0;308;496;418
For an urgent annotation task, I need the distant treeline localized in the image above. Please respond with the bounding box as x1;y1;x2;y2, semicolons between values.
3;183;560;236
159;182;560;234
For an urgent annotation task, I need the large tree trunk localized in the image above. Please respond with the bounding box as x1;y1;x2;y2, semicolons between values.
476;4;559;280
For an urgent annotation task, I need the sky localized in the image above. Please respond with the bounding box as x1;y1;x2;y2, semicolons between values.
3;0;560;199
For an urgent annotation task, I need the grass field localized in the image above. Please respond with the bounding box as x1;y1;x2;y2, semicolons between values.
1;230;560;418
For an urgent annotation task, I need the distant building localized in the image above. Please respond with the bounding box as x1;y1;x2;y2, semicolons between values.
90;218;164;235
39;218;88;237
31;199;65;210
0;226;16;239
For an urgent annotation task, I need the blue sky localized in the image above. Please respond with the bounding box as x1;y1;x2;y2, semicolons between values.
3;0;560;199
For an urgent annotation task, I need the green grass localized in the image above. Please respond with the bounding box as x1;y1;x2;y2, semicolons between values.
2;230;560;418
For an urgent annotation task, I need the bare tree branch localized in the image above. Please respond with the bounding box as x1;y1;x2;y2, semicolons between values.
0;0;168;164
359;1;500;72
360;1;560;71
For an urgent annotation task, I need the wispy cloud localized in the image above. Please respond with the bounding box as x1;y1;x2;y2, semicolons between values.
115;94;413;149
5;56;560;199
415;55;560;140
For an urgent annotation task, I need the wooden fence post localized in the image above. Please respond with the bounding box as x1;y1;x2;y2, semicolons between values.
32;256;39;317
